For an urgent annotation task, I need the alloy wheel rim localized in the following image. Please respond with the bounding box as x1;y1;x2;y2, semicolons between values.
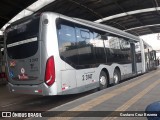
114;73;119;84
100;76;106;86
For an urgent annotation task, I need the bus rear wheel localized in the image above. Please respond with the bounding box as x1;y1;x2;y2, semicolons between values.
113;69;121;85
99;71;108;90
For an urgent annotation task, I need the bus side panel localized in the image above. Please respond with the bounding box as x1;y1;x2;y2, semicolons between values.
61;70;76;94
76;68;98;92
75;69;87;92
83;68;97;91
122;64;132;77
136;62;142;74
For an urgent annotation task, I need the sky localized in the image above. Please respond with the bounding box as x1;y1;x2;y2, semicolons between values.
140;33;160;58
140;33;160;50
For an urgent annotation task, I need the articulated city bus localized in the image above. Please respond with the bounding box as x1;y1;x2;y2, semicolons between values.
142;41;157;71
4;12;155;96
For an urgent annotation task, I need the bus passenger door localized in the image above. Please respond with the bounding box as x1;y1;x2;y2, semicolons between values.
130;43;137;74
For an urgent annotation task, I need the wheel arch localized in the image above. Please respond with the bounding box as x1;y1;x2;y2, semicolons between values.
115;66;121;74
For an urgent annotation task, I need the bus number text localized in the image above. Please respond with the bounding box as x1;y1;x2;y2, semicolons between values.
82;74;93;81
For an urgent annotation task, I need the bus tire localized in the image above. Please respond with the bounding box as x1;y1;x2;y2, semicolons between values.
113;69;121;85
99;71;108;90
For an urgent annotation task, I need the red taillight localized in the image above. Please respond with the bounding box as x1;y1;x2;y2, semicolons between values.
45;56;55;86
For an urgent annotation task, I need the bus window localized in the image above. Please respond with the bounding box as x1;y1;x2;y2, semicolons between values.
57;19;78;67
135;42;142;62
93;31;106;64
6;17;39;59
119;38;131;63
106;34;132;64
75;25;96;67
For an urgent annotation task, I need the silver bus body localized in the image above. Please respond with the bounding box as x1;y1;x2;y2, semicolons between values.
4;12;153;96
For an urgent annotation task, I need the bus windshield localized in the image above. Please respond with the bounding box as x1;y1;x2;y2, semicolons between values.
6;17;40;59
